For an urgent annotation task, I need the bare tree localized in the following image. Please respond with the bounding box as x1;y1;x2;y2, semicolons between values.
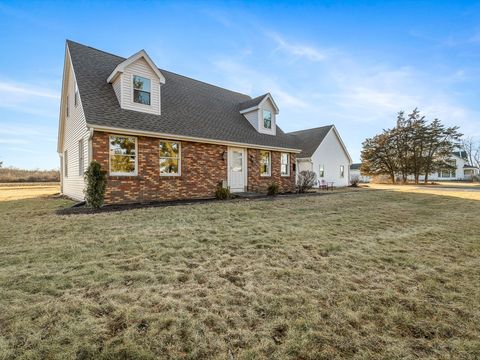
461;137;480;168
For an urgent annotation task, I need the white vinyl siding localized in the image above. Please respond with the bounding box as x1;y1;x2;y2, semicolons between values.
310;129;351;187
112;76;122;105
61;50;89;201
120;57;160;115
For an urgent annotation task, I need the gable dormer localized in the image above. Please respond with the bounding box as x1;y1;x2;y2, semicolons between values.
107;50;165;115
239;93;279;136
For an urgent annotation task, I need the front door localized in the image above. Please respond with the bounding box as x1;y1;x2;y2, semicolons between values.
228;147;246;192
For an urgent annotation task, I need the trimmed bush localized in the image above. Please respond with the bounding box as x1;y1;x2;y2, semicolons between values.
84;161;107;208
267;183;279;196
297;170;317;193
215;183;231;200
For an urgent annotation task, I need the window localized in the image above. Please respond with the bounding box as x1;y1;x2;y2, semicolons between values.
259;150;271;176
66;95;69;117
159;141;181;176
319;164;325;178
263;110;272;129
281;153;290;176
74;82;79;107
340;165;345;178
440;169;455;178
78;139;84;176
64;150;68;177
109;135;137;175
133;75;151;105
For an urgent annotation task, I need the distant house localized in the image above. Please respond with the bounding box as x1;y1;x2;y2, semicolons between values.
288;125;352;187
350;163;370;183
429;151;479;181
57;41;351;204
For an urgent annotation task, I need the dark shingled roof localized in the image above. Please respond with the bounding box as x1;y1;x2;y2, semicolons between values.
239;93;269;112
350;163;361;170
67;41;299;150
287;125;334;157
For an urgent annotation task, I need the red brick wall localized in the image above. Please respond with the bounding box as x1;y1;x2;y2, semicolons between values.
92;131;228;204
247;149;296;193
92;131;297;204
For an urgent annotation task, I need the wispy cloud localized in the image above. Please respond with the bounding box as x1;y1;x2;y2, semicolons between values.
268;32;328;62
0;81;59;99
0;139;29;145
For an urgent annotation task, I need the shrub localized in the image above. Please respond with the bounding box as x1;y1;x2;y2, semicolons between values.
297;170;317;193
267;183;279;196
84;161;107;208
349;176;360;187
215;183;231;200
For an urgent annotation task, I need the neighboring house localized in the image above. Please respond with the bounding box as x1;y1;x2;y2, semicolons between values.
57;41;307;204
427;151;479;181
350;163;370;183
288;125;352;187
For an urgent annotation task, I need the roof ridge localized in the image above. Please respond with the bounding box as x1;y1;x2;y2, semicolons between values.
287;124;334;135
67;39;252;100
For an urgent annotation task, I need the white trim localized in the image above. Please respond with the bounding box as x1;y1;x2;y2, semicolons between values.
280;152;290;177
131;74;152;107
107;49;166;84
239;93;279;115
159;140;181;176
227;147;247;192
108;134;138;176
260;150;271;177
88;125;302;153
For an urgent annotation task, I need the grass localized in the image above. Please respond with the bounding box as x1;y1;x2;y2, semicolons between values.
369;183;480;201
0;183;59;201
0;186;479;359
0;168;59;183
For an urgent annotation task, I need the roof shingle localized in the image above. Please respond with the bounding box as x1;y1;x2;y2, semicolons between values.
287;125;334;157
67;40;299;150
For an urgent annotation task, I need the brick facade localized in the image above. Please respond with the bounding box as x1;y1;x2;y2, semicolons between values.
92;131;296;204
247;149;296;193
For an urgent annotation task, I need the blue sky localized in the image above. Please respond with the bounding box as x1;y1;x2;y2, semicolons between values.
1;0;480;169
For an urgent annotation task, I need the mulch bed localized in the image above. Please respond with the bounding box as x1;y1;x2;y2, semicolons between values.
56;191;332;216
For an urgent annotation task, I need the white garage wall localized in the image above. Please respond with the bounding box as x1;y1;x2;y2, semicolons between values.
310;129;351;187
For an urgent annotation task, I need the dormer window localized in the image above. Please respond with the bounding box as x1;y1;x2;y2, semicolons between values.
133;75;151;105
263;110;272;129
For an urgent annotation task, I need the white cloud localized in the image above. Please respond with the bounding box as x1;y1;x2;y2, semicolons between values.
268;32;327;62
0;139;29;144
0;81;59;99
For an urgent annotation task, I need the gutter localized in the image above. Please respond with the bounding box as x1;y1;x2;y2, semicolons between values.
88;124;302;153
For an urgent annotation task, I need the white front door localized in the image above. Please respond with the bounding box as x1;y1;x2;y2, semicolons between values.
228;147;246;192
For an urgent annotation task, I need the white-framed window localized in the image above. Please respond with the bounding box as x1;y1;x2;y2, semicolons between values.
319;164;325;178
263;110;272;129
64;150;68;177
66;95;70;117
159;141;181;176
340;165;345;178
440;169;455;178
281;153;290;176
259;150;271;176
133;75;151;105
78;139;84;176
74;82;79;107
109;135;137;175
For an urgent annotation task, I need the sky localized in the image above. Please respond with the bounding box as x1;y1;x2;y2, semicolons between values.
1;0;480;169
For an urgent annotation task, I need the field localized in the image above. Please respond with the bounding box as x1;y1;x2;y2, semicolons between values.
0;184;479;359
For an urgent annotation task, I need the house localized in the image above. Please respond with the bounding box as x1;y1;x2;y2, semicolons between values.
349;163;370;183
57;40;306;204
288;125;352;187
428;151;479;181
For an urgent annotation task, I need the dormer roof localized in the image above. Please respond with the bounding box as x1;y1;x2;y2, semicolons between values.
106;49;166;84
239;93;279;114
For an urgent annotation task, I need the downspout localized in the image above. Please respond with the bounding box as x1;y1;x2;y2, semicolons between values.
88;128;94;163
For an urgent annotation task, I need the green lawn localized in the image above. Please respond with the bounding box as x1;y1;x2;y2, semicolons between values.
0;188;479;359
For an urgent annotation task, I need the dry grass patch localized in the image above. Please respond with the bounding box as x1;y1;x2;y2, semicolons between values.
0;189;479;359
369;183;480;201
0;183;60;202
